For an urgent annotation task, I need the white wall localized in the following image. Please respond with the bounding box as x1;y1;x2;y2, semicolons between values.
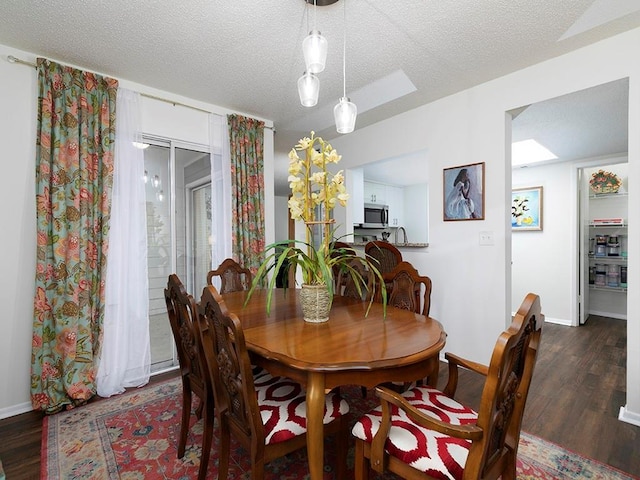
512;162;575;324
329;28;640;424
0;44;274;418
0;46;38;418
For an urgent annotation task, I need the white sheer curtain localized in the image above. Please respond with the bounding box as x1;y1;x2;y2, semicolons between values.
97;88;150;397
209;113;233;288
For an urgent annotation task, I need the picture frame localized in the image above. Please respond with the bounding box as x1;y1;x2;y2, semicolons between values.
443;162;485;221
512;186;543;231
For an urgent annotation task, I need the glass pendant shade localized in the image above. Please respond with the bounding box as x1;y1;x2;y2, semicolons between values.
334;97;357;134
302;30;328;73
297;72;320;107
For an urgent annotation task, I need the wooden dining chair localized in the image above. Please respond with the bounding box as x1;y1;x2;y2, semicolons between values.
330;241;356;291
351;293;543;480
197;285;351;480
206;257;253;294
337;257;372;301
380;261;433;317
164;274;214;480
365;240;403;275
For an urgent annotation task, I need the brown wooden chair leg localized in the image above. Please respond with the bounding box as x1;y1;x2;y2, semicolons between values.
218;420;231;480
197;409;214;480
354;438;370;480
195;398;204;419
502;450;517;480
335;417;349;480
177;385;191;458
251;456;266;480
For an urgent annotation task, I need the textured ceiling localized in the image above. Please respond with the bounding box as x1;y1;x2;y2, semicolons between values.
512;79;629;167
0;0;638;192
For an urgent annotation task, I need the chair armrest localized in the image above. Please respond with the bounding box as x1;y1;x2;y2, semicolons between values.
370;386;483;473
443;352;489;397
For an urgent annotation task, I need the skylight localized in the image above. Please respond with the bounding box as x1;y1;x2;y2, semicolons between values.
512;139;557;166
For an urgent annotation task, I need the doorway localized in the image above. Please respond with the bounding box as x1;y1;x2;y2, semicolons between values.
510;78;629;326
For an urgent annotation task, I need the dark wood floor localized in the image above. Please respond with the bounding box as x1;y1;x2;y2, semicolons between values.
1;316;638;479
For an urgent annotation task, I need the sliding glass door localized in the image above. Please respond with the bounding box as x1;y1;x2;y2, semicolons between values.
143;139;211;372
189;182;212;300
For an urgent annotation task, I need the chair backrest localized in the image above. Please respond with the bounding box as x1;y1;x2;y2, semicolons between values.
467;293;543;479
164;274;208;392
365;241;402;275
207;258;253;294
197;285;265;440
380;261;432;316
337;258;371;300
330;241;355;289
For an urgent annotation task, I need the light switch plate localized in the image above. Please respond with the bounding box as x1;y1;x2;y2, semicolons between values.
479;231;494;246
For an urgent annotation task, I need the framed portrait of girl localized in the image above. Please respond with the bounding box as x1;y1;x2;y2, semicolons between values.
443;162;485;221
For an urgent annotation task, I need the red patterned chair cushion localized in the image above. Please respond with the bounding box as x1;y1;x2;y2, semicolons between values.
351;386;478;480
254;371;350;445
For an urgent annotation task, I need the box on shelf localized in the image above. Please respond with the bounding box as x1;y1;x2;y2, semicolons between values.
590;218;625;225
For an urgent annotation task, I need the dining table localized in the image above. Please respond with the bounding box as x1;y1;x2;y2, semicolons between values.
221;288;446;480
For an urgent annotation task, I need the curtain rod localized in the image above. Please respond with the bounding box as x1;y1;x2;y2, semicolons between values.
139;93;275;131
6;55;274;131
7;55;36;68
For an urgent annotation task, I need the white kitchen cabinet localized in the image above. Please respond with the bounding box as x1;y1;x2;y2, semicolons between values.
364;181;386;204
386;185;404;227
363;181;405;226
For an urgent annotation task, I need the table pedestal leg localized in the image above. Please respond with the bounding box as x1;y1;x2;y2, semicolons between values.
426;355;440;387
306;372;325;480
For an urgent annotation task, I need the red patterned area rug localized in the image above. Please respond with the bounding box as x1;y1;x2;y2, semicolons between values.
42;377;638;479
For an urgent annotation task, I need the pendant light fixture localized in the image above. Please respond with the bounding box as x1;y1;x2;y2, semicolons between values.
297;71;320;107
302;1;328;74
334;0;357;133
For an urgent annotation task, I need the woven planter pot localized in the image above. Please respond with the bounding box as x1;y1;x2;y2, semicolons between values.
299;284;332;323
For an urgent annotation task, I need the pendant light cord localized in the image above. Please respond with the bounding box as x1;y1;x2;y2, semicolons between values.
314;0;317;32
342;0;347;97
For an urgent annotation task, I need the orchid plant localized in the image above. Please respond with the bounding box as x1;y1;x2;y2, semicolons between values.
247;131;386;314
287;131;348;280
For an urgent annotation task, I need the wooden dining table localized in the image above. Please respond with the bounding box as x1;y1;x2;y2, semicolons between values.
221;288;446;480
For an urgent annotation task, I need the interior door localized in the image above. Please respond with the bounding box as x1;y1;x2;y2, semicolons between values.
578;167;590;325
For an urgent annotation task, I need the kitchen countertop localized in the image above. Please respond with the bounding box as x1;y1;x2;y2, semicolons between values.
348;242;429;248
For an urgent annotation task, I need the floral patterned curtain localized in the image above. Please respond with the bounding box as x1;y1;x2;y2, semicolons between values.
227;114;265;273
31;58;118;414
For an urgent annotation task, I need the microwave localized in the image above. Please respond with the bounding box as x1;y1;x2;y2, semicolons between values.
361;203;389;228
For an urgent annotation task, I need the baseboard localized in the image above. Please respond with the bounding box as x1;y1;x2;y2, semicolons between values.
0;401;33;420
618;405;640;427
543;316;572;326
588;309;627;320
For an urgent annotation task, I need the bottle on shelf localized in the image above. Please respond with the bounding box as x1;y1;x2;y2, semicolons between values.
620;265;628;288
621;234;628;257
594;263;606;286
595;235;607;257
607;235;620;256
607;264;620;287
